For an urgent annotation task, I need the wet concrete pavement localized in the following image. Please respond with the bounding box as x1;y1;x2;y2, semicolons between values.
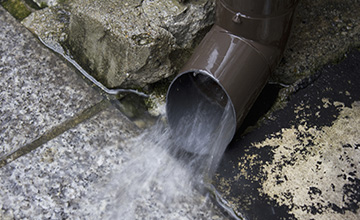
1;3;360;220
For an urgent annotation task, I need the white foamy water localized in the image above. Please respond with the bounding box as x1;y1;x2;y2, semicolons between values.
93;100;236;220
37;35;238;219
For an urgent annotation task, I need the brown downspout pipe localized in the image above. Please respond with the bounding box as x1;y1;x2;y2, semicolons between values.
166;0;299;154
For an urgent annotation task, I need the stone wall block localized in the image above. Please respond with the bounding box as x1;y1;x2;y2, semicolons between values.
68;0;215;88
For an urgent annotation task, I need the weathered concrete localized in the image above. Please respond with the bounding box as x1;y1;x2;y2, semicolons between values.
68;0;215;88
0;7;102;158
22;5;70;48
214;49;360;220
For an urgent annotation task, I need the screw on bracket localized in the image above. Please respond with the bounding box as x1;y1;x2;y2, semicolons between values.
232;12;242;24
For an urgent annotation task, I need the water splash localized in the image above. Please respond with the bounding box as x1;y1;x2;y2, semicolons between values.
170;99;235;181
93;99;237;219
94;122;214;219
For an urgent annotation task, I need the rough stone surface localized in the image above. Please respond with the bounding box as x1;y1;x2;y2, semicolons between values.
273;0;360;86
68;0;215;88
0;7;102;157
22;5;70;49
20;0;360;114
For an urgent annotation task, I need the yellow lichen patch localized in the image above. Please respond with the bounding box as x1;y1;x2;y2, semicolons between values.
234;154;261;181
333;101;345;108
216;177;232;197
322;97;332;108
256;101;360;220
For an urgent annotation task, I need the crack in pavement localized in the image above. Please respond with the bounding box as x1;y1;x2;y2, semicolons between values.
0;99;111;169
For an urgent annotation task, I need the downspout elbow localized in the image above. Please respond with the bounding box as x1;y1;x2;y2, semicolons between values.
166;0;299;154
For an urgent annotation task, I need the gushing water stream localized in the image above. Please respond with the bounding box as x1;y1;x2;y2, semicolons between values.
94;101;240;219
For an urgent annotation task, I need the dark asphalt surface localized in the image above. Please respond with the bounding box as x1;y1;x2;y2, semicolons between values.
215;49;360;220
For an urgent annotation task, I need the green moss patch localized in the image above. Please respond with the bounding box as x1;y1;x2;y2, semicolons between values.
1;0;32;20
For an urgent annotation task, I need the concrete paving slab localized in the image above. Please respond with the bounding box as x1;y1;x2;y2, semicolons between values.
0;105;227;219
214;49;360;219
0;7;103;157
0;106;139;219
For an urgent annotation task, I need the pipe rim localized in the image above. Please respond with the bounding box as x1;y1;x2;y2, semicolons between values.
166;69;237;154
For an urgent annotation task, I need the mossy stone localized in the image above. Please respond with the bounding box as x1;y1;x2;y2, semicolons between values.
1;0;31;20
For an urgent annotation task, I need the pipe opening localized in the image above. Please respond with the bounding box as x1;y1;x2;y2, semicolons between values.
166;71;236;155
